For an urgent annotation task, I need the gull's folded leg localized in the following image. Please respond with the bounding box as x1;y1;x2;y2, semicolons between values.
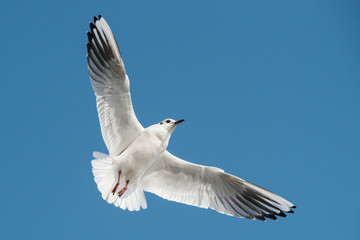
118;180;129;197
111;171;121;195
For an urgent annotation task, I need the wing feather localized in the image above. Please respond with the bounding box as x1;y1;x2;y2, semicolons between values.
86;16;143;156
142;151;295;221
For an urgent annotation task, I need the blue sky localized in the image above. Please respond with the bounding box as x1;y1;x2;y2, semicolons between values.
0;0;359;239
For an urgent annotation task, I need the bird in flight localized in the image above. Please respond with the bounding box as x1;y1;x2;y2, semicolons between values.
86;15;295;221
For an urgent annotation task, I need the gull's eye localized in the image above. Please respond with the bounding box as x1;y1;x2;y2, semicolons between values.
160;122;163;125
166;120;171;123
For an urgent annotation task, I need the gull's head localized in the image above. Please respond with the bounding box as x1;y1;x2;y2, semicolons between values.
159;118;184;133
151;118;184;152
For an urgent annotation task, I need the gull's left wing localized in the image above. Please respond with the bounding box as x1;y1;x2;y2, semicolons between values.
86;16;144;156
142;151;295;221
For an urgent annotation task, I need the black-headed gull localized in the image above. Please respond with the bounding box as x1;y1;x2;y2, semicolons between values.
86;15;295;221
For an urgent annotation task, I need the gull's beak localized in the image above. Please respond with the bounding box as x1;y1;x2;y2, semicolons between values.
174;119;185;125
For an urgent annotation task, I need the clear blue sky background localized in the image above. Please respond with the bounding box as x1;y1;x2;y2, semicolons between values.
0;0;359;239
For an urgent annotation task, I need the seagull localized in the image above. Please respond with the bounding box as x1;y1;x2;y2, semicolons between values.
86;15;296;221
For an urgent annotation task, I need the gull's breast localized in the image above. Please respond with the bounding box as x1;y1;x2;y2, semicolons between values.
113;130;166;182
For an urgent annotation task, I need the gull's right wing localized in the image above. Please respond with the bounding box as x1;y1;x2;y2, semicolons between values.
142;151;295;221
86;16;144;157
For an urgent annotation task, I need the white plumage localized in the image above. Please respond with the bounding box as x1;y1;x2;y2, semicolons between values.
86;15;295;221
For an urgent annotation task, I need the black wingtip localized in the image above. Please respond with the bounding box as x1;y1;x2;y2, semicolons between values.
277;211;287;218
87;31;92;41
98;14;102;19
264;214;277;220
256;215;266;222
287;209;294;214
93;16;98;23
89;22;96;31
291;205;297;209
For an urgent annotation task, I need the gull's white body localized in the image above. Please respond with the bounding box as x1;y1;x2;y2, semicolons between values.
86;15;296;220
113;124;171;184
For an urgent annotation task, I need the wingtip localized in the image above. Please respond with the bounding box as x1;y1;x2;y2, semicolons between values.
291;205;297;209
255;215;266;222
86;31;92;41
89;22;96;31
264;213;277;220
93;15;102;22
286;209;294;214
277;211;287;218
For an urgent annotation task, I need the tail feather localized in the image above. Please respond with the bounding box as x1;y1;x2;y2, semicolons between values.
91;151;147;211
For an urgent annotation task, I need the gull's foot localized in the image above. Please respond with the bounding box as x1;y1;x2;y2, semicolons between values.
111;171;121;195
118;180;129;197
111;182;119;195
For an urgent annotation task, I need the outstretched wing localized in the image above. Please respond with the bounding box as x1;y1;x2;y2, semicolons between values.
142;151;295;221
86;16;144;156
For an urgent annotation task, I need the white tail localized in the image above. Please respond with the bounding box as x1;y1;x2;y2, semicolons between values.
91;151;147;211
